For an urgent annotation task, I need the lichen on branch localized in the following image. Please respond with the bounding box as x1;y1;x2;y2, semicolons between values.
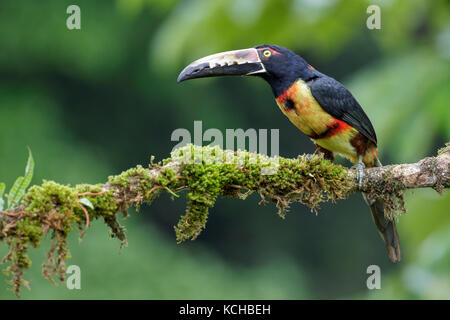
0;143;448;297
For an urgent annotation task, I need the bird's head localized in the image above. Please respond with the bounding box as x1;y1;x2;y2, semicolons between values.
177;44;317;96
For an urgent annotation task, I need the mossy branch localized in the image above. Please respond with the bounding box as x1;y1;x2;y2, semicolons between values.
0;143;449;296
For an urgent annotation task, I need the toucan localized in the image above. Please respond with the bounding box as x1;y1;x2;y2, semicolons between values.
177;44;401;262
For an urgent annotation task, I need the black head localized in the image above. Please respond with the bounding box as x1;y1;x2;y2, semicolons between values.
177;44;318;97
253;44;317;96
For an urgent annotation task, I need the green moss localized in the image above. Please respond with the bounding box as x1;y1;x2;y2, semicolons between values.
363;168;407;220
2;143;394;297
13;251;32;269
104;216;128;249
107;164;181;206
108;165;152;190
89;192;118;216
23;180;78;217
171;144;352;241
16;218;42;247
5;180;126;296
158;167;175;186
2;238;31;297
75;184;118;218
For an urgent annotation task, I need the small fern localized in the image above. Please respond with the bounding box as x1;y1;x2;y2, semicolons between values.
0;148;34;210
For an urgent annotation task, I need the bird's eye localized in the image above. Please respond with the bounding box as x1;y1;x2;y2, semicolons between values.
263;50;271;57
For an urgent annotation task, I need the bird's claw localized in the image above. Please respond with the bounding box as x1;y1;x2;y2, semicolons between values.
352;159;365;190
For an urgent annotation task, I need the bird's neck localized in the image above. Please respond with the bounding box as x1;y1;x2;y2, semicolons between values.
263;70;319;98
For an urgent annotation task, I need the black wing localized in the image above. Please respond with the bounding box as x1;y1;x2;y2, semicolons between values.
308;75;377;145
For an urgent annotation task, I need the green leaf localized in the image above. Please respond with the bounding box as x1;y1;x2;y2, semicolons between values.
21;147;35;194
79;198;94;210
0;182;5;210
164;186;179;198
6;148;35;208
7;176;24;208
0;182;5;198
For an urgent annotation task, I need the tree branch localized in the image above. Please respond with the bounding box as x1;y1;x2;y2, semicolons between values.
350;147;450;192
0;143;448;296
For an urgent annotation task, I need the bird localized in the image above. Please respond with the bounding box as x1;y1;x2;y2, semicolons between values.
177;44;401;262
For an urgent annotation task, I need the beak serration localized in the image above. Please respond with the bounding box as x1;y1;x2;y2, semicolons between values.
177;48;266;83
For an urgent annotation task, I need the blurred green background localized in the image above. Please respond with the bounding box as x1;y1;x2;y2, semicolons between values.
0;0;449;299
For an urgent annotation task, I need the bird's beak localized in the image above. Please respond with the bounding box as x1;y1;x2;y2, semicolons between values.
177;48;266;83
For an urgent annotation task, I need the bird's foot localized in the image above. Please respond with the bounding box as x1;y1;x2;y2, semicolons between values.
351;156;365;190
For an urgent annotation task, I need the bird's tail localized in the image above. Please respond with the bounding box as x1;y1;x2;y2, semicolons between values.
362;158;401;262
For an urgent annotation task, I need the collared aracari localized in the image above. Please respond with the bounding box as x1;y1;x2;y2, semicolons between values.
177;44;401;262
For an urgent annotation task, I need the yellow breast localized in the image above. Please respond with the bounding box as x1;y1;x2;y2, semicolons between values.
274;79;365;163
275;80;335;137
